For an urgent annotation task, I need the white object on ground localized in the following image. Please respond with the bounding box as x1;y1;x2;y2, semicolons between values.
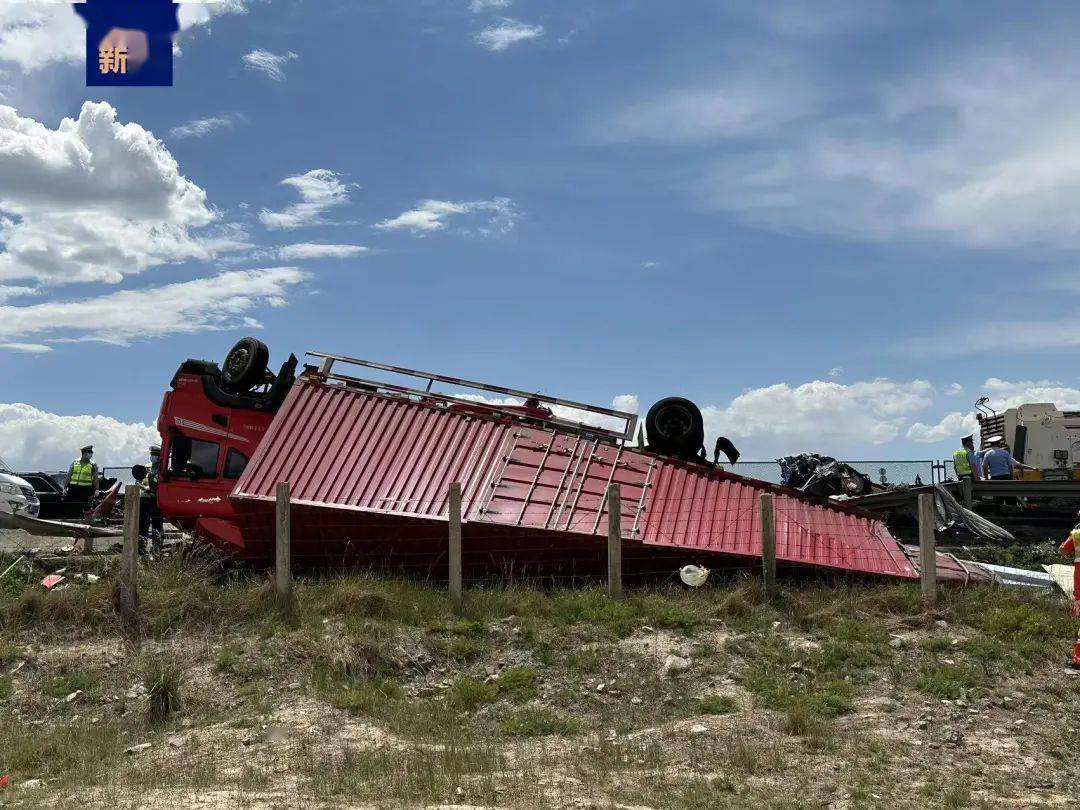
679;565;710;587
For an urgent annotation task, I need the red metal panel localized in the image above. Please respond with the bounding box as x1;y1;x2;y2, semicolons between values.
233;377;515;520
479;427;916;578
235;381;915;578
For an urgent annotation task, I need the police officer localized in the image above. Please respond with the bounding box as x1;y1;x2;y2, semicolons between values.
64;445;98;506
133;445;164;555
953;435;980;481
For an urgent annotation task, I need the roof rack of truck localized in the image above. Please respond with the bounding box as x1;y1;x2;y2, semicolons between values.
307;350;639;443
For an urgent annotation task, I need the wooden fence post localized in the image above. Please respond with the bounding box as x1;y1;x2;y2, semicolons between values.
448;482;463;611
607;484;622;598
961;476;974;509
918;493;938;605
759;492;777;599
118;484;141;639
275;481;293;608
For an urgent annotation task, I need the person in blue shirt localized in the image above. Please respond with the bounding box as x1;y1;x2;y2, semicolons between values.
980;437;1036;480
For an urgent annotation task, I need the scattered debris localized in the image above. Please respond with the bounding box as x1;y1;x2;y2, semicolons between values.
20;779;43;790
778;453;874;497
40;574;65;590
64;690;82;703
124;743;152;755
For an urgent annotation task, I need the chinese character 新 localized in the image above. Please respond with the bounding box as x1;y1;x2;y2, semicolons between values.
99;46;128;75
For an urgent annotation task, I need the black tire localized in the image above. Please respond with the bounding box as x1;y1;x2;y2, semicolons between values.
222;337;270;390
645;397;705;456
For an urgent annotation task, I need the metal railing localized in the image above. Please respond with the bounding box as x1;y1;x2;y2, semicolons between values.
307;350;639;442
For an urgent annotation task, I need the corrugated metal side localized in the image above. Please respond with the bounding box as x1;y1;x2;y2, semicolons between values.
642;463;915;577
478;427;916;578
233;377;514;519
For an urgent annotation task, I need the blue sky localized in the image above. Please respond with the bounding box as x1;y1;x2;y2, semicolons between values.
3;0;1080;469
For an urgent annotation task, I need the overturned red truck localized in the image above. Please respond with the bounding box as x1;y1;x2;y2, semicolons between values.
154;339;990;582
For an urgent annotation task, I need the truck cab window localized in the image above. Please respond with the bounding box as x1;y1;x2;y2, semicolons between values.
169;432;220;478
223;448;249;479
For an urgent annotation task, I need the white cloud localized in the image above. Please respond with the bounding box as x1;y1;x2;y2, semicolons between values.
0;285;35;303
375;197;518;236
828;367;843;378
979;377;1080;411
0;0;249;73
701;378;936;457
470;0;511;11
604;38;1080;249
169;113;246;140
0;342;50;354
946;383;964;396
0;402;158;471
474;18;543;51
242;48;298;81
0;101;242;286
277;243;369;260
0;267;308;345
906;411;978;443
259;169;355;230
458;393;638;434
602;71;816;144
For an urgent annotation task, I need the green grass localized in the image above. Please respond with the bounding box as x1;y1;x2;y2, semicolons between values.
42;670;98;700
501;706;579;737
914;662;986;699
0;675;11;701
448;677;498;711
494;666;537;702
698;695;738;715
145;657;184;726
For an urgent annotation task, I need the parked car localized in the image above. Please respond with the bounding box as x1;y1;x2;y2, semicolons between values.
16;471;84;520
0;455;39;518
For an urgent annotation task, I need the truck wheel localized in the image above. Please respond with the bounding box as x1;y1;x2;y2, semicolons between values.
645;397;705;456
222;337;270;390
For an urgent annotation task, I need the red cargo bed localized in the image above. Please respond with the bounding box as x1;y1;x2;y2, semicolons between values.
230;373;941;580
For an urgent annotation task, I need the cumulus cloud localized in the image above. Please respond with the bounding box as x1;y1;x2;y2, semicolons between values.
259;170;355;230
375;198;518;236
474;18;544;51
701;379;936;457
0;101;242;286
0;402;158;471
0;0;249;73
242;49;298;81
168;113;246;140
470;0;511;11
906;411;978;443
0;267;308;345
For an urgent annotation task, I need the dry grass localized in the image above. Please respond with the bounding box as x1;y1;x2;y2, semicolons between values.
0;554;1075;807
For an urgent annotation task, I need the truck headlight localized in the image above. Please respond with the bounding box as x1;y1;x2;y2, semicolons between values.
0;483;16;495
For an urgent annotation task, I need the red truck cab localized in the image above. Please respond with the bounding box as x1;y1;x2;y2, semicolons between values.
155;343;296;551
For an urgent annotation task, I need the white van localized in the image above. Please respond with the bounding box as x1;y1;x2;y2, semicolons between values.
0;455;40;518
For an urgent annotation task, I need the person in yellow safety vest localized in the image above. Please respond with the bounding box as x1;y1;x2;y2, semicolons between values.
1059;517;1080;668
953;435;980;481
64;444;98;506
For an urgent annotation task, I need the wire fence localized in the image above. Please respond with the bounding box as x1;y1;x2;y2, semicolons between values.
726;460;954;486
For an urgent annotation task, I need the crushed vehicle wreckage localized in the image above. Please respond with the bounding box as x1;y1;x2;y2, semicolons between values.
127;337;994;584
